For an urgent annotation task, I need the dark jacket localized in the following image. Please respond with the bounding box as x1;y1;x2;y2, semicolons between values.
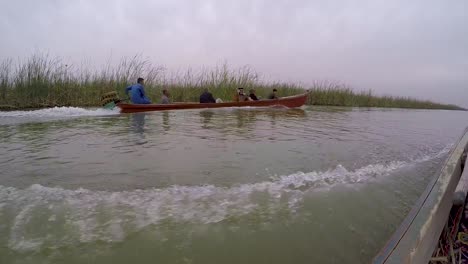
200;91;216;103
249;93;259;101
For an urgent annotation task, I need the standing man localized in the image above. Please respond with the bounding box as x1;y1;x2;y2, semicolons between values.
125;77;151;104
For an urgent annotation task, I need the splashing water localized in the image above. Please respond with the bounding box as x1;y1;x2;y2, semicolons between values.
0;154;443;253
0;107;120;125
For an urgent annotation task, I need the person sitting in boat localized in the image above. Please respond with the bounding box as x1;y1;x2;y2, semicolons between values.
160;89;171;104
268;88;278;99
249;89;259;101
200;88;216;103
234;87;248;102
125;78;151;104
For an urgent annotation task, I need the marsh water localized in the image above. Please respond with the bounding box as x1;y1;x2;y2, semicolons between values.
1;106;467;264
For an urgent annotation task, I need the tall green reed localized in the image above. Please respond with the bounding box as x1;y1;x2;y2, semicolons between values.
0;54;464;111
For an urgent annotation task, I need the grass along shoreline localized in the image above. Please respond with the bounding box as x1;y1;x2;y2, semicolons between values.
0;55;464;111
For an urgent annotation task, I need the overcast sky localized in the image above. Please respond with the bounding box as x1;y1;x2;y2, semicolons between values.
1;0;467;107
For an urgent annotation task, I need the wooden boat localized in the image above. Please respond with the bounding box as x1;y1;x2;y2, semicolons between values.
116;92;309;113
373;127;468;263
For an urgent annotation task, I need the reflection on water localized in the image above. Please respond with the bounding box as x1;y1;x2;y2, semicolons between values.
267;108;306;127
197;108;307;132
129;113;147;145
200;110;214;129
130;113;146;134
162;111;170;131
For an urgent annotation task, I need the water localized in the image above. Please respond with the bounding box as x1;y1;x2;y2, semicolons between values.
1;106;467;264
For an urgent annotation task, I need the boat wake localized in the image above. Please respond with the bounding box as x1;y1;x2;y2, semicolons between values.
0;149;449;253
0;107;119;125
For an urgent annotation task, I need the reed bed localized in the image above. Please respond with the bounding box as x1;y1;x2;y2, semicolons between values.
0;54;464;110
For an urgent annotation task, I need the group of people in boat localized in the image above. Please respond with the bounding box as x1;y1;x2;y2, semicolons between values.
125;77;279;105
233;87;278;102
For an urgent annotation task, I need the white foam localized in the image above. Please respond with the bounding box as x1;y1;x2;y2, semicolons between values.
0;107;119;124
0;157;435;253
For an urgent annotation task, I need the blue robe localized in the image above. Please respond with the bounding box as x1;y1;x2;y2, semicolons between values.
125;84;151;104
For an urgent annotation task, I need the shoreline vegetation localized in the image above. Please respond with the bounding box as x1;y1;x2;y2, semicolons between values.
0;54;465;111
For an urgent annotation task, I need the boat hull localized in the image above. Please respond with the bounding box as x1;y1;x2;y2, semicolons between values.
373;127;468;263
117;93;309;113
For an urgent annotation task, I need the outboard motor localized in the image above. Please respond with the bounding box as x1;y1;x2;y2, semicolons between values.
101;91;120;109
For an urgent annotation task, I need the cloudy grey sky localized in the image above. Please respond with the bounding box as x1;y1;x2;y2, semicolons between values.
1;0;467;107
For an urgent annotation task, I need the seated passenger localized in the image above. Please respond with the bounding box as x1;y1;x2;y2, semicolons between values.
160;89;171;104
200;89;216;103
234;87;248;102
125;78;151;104
249;89;259;101
268;88;278;99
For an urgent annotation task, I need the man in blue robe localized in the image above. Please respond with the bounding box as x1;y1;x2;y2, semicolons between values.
125;78;151;104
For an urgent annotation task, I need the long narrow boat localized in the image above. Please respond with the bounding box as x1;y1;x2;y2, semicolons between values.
373;127;468;263
116;92;309;113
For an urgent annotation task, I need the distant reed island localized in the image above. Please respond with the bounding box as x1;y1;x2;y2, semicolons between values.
0;54;464;111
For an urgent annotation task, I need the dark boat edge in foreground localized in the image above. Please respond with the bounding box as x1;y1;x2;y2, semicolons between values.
373;127;468;263
116;92;309;113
